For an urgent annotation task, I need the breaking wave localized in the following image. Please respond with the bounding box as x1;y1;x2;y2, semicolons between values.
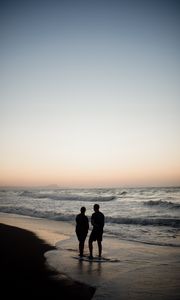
1;206;180;228
0;206;75;221
105;216;180;228
19;190;116;202
144;200;180;209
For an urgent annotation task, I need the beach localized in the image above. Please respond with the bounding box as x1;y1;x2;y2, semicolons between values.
0;213;95;300
0;212;180;300
1;0;180;298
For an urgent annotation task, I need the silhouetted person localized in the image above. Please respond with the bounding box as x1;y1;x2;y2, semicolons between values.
76;207;89;257
89;204;104;259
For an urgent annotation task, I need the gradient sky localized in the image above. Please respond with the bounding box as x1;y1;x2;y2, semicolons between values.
0;0;180;187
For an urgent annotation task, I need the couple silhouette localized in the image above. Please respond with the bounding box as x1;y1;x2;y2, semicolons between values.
75;204;104;259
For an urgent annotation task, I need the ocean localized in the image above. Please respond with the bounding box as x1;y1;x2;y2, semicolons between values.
0;187;180;247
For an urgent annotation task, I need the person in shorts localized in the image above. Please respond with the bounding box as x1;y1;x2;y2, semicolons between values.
89;204;105;259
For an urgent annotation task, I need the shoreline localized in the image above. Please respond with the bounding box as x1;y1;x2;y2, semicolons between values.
1;212;180;300
0;212;73;246
0;213;96;300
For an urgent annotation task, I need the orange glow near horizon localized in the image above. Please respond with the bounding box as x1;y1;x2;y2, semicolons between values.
1;161;180;187
1;131;180;187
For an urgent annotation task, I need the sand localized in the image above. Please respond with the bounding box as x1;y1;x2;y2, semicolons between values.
0;213;95;300
1;212;180;300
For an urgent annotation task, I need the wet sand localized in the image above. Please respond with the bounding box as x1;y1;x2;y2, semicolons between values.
47;235;180;300
1;213;180;300
0;214;95;300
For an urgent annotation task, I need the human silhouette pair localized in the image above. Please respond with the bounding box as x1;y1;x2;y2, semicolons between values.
75;204;105;259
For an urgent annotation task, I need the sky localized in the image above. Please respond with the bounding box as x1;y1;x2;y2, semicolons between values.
0;0;180;187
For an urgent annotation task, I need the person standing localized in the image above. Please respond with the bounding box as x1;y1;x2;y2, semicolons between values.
89;204;104;259
75;207;89;257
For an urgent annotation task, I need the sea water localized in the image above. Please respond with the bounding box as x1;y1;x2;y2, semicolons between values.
0;187;180;247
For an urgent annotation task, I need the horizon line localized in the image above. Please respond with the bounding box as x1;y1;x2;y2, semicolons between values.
0;184;180;189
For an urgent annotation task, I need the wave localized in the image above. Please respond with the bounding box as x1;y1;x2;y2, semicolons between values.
144;200;180;209
165;187;180;193
1;206;180;228
19;190;116;202
105;216;180;227
117;191;127;196
0;206;75;222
